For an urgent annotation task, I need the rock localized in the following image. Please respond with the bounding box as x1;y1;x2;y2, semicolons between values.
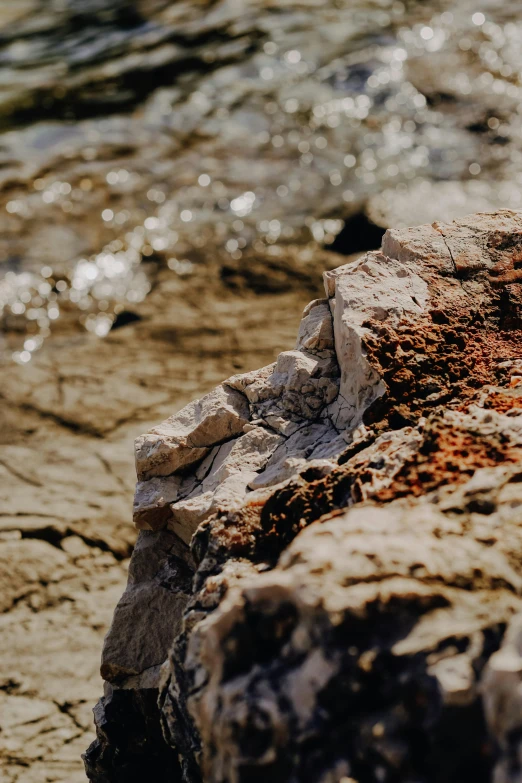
0;694;83;766
295;299;335;356
381;223;455;276
88;211;522;783
134;476;183;532
100;530;194;683
325;252;428;428
185;468;522;783
167;427;283;545
0;539;73;613
134;426;284;542
482;614;522;783
83;683;182;783
3;7;522;783
135;385;251;481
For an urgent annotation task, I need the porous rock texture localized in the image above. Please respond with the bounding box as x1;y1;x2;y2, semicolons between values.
86;210;522;783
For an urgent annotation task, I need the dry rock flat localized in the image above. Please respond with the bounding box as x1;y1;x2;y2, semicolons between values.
86;211;522;783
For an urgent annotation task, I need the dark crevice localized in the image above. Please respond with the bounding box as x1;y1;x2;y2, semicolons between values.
434;226;459;277
111;310;142;330
7;399;105;437
326;212;386;256
20;526;65;549
20;524;132;560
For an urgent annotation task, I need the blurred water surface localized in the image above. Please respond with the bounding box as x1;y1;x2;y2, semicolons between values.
0;0;521;362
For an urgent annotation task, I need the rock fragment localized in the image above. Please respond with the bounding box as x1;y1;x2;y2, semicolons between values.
100;530;194;683
324;252;429;428
135;385;251;481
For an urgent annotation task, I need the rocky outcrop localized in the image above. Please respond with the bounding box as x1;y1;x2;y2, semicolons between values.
86;210;522;783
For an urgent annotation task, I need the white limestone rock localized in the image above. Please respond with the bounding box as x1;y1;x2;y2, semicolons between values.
233;350;339;434
168;427;283;544
382;222;455;275
434;209;522;275
295;298;335;356
248;421;342;490
324;252;429;429
133;224;446;543
135;384;250;481
383;208;522;278
134;425;284;542
134;476;182;531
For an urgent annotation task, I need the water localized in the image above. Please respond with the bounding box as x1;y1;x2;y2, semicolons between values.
1;0;522;363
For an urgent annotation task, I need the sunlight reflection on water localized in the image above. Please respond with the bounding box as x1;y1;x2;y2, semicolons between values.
1;0;522;361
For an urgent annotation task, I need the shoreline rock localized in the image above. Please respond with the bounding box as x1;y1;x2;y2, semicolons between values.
86;210;522;783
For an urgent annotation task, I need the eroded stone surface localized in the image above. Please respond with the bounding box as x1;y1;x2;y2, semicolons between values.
483;614;522;783
88;211;522;783
325;252;429;429
135;385;251;481
100;530;194;683
185;466;522;783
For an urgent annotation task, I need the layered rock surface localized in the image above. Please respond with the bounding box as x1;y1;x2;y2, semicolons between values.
87;211;522;783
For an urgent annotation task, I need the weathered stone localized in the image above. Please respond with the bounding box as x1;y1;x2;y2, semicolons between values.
382;222;455;275
435;210;522;276
0;694;82;765
135;385;251;481
295;298;335;356
184;469;522;782
84;683;182;783
168;427;283;545
89;211;522;783
230;350;339;434
101;530;194;683
482;614;522;783
325;252;429;428
0;539;73;613
134;476;183;531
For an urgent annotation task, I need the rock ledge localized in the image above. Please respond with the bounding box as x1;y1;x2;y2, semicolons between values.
85;211;522;783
